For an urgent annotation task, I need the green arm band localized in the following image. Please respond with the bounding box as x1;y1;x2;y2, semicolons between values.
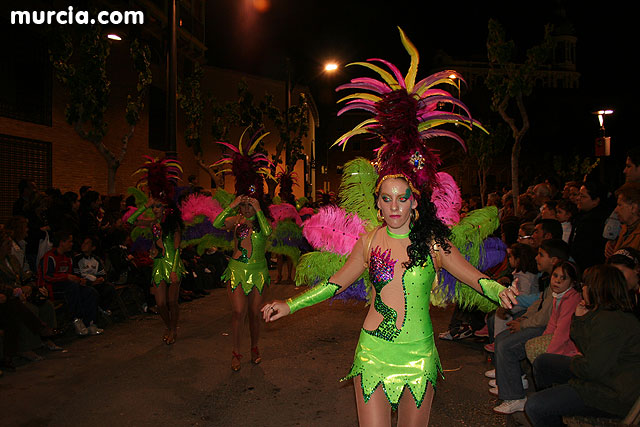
286;281;341;314
213;205;236;229
256;210;272;236
126;206;148;224
478;278;506;307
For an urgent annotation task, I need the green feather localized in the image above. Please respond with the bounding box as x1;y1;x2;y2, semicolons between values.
131;226;152;241
213;188;234;209
438;206;501;312
267;219;304;264
295;251;372;301
182;234;233;254
127;187;148;207
338;158;381;231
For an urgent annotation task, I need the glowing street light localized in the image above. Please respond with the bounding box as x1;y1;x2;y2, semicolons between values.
324;62;338;72
107;33;122;41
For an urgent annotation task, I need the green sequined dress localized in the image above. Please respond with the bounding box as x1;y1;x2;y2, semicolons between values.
152;232;186;286
342;250;441;409
214;208;272;295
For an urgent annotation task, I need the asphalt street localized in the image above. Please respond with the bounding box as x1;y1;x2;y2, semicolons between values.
1;280;511;427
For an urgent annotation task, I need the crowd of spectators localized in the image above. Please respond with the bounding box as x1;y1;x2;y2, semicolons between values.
441;146;640;424
0;181;226;375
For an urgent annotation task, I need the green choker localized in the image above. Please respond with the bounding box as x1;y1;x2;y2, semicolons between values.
386;227;410;239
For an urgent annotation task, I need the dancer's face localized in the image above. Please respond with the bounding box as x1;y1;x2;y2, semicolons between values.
240;201;256;219
377;178;416;230
151;199;166;221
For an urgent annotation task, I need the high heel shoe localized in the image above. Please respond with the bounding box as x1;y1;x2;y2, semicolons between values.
165;329;176;345
231;351;242;371
251;347;262;364
162;329;170;343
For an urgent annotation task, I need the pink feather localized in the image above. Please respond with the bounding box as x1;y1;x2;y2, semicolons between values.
180;193;223;223
299;207;315;217
269;203;302;226
122;206;139;223
431;172;461;226
302;206;366;255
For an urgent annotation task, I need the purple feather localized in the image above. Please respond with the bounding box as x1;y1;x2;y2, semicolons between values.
368;58;406;88
331;278;368;302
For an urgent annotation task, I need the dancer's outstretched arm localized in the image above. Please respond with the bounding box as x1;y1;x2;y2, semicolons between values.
436;242;519;308
262;234;368;322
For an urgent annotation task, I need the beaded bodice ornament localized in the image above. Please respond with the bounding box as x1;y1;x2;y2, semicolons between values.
367;246;401;341
234;222;252;263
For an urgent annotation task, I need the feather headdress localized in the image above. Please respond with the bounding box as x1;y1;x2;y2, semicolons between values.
133;156;183;203
210;128;274;199
276;167;298;205
334;27;486;198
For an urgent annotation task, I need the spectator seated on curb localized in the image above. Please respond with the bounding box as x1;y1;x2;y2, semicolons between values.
73;236;117;317
525;265;640;426
0;230;58;371
38;231;102;336
488;239;570;415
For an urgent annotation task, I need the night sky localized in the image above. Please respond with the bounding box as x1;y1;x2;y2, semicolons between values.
204;0;632;184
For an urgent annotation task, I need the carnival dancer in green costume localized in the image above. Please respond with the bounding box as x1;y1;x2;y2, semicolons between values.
211;129;274;371
127;156;185;345
262;28;519;426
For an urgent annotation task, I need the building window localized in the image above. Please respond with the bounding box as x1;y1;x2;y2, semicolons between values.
0;134;52;222
0;25;52;125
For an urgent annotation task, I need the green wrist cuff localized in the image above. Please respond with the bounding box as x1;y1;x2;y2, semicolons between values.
286;281;341;314
256;210;272;236
213;206;236;229
478;278;505;306
127;206;148;224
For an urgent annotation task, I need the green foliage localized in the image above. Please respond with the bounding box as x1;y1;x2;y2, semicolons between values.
552;154;600;182
464;123;508;171
49;24;110;143
486;19;554;112
208;81;310;195
178;63;206;155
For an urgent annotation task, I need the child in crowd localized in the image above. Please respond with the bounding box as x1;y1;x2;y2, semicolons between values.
525;264;640;426
73;236;116;319
517;222;536;247
556;199;577;243
528;260;582;360
490;239;570;415
489;243;539;343
38;231;102;336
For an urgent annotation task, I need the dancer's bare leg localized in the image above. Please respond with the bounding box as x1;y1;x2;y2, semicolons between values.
227;284;248;354
166;280;180;343
397;383;434;427
154;282;170;340
354;376;391;427
247;288;263;348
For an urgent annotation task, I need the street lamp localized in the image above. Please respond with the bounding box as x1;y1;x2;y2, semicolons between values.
324;62;338;72
592;109;614;157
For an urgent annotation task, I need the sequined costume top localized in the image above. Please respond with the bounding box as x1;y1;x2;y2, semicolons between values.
126;206;186;287
286;227;505;409
214;206;272;295
342;237;441;409
151;231;186;286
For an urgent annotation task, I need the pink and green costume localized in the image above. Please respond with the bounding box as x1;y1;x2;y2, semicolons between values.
287;245;504;409
214;206;272;295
